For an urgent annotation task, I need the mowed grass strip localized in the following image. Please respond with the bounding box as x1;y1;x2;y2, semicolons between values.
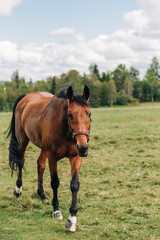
0;107;160;240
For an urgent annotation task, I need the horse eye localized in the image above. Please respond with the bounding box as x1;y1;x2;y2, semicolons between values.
68;113;73;120
88;113;92;122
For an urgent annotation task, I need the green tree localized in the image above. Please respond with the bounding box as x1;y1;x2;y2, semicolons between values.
143;57;159;103
147;56;160;81
112;64;128;93
156;85;160;101
51;77;56;94
101;71;111;83
67;70;82;92
6;87;18;109
0;83;7;111
55;74;67;92
89;64;100;80
11;70;20;89
133;80;143;100
27;79;34;93
56;70;82;93
107;79;117;106
82;73;101;107
100;82;108;106
145;72;157;103
34;80;48;92
18;78;27;94
46;76;56;94
129;66;140;81
124;76;133;97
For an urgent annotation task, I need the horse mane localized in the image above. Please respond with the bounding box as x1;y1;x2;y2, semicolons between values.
56;87;89;107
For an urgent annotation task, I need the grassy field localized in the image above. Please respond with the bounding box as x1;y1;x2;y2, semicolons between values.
1;106;160;240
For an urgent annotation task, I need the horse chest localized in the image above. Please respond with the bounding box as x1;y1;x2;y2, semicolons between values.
51;141;77;160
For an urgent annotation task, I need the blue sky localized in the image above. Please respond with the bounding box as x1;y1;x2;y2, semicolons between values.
1;0;138;44
0;0;160;81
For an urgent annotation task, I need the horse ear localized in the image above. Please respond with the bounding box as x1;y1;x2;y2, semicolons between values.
83;85;90;101
67;86;74;101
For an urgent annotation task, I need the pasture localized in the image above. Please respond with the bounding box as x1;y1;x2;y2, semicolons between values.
1;106;160;240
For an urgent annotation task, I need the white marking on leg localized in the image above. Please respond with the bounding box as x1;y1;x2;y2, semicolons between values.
68;215;77;224
15;186;22;194
52;210;63;219
42;198;49;204
66;215;77;232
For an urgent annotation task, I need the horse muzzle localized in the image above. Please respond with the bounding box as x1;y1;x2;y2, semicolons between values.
77;144;88;157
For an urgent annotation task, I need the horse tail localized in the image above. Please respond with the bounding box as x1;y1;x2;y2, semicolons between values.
7;94;26;175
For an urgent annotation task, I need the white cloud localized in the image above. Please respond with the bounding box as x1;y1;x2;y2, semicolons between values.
0;0;22;16
1;0;160;81
1;27;160;81
139;0;160;20
0;41;18;62
51;27;75;36
50;27;85;42
124;0;160;38
123;10;149;32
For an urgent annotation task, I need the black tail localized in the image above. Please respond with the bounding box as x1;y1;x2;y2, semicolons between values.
7;94;26;175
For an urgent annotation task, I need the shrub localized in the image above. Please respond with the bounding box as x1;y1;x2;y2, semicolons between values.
116;93;137;105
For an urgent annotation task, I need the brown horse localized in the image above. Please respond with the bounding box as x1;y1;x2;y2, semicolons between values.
7;85;91;232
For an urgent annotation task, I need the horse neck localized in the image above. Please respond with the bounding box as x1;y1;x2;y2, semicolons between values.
47;97;69;132
57;99;72;138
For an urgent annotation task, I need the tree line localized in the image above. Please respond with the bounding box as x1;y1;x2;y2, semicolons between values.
0;56;160;111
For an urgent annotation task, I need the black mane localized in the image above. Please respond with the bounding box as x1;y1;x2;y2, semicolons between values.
56;87;88;107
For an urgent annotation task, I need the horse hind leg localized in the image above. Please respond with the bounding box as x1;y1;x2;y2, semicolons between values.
48;154;63;219
37;150;48;204
12;133;29;197
13;148;26;197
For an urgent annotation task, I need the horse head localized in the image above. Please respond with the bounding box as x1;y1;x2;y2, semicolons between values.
67;85;91;157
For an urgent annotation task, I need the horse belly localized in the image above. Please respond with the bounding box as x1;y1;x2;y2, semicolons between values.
21;108;43;148
24;119;42;148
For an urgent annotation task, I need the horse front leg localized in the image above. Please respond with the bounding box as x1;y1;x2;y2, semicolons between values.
48;153;63;219
37;150;48;203
66;155;83;232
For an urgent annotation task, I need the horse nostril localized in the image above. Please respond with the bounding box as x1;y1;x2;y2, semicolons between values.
76;145;88;157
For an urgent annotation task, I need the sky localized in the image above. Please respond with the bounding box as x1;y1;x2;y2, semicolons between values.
0;0;160;81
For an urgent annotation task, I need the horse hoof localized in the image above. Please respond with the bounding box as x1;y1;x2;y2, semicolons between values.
13;187;22;198
42;198;49;204
66;219;77;232
13;189;22;198
52;210;63;219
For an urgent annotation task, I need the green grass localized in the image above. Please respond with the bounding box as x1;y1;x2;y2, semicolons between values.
1;106;160;239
